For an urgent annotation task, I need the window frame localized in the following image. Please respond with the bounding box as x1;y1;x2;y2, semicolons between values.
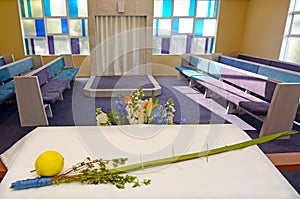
152;0;220;55
280;0;300;63
18;0;89;56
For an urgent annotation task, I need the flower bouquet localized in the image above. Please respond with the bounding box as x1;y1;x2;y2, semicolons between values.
96;88;176;126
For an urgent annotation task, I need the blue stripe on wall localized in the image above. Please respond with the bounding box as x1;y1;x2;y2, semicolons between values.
162;0;172;17
82;19;86;36
44;0;51;16
27;0;32;17
207;0;212;17
155;19;159;36
173;18;179;33
61;18;68;34
210;38;215;53
35;19;45;37
194;19;203;36
189;0;196;17
68;0;78;17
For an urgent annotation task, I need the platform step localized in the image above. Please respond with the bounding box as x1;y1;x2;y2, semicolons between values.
266;152;300;172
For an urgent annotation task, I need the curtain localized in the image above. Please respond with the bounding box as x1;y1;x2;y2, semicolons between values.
93;16;147;75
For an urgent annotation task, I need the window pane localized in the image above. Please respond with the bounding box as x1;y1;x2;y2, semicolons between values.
46;18;61;34
70;19;82;36
53;35;71;54
45;0;67;16
78;0;88;17
174;0;195;17
170;35;187;54
152;37;162;54
34;38;49;55
22;19;36;37
203;19;217;36
46;18;68;34
173;18;194;33
154;0;163;17
156;19;172;36
295;0;300;11
285;37;300;63
291;15;300;34
197;0;218;18
192;37;206;53
31;0;43;17
79;37;90;54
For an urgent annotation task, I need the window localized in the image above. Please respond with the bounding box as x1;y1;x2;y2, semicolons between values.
153;0;219;55
280;0;300;63
18;0;89;55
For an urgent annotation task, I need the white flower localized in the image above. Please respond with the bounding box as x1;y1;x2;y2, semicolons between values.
96;112;109;124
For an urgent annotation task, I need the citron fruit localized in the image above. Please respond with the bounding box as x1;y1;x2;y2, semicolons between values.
34;150;64;177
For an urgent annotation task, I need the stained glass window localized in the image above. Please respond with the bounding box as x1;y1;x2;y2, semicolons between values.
153;0;219;55
19;0;89;55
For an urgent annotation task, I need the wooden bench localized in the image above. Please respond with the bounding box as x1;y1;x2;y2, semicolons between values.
0;54;14;67
14;55;79;126
0;55;42;104
266;152;300;172
176;54;300;137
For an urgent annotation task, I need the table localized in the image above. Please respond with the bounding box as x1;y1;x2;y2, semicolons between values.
0;124;299;198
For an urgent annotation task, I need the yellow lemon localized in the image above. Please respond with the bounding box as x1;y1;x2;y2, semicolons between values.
35;150;64;177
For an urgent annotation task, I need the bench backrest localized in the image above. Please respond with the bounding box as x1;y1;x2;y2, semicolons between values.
47;57;65;76
219;56;260;73
219;55;300;83
237;53;300;73
220;66;277;102
0;57;34;83
0;57;4;66
34;67;52;86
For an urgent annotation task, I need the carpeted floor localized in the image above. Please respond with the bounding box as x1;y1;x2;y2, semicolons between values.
0;76;299;193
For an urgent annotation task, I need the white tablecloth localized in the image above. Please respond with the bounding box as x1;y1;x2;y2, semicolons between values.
0;124;299;198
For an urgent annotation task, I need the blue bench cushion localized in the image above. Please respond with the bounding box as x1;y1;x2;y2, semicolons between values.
52;68;79;81
41;91;60;104
0;82;15;104
41;79;69;95
176;66;202;77
192;76;270;115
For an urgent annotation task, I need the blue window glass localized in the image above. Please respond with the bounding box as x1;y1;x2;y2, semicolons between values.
35;19;45;37
68;0;79;17
44;0;51;16
61;18;68;34
162;0;172;17
189;0;196;16
173;18;179;33
194;19;204;36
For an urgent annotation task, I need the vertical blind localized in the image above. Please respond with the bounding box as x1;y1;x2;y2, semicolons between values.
92;16;147;75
